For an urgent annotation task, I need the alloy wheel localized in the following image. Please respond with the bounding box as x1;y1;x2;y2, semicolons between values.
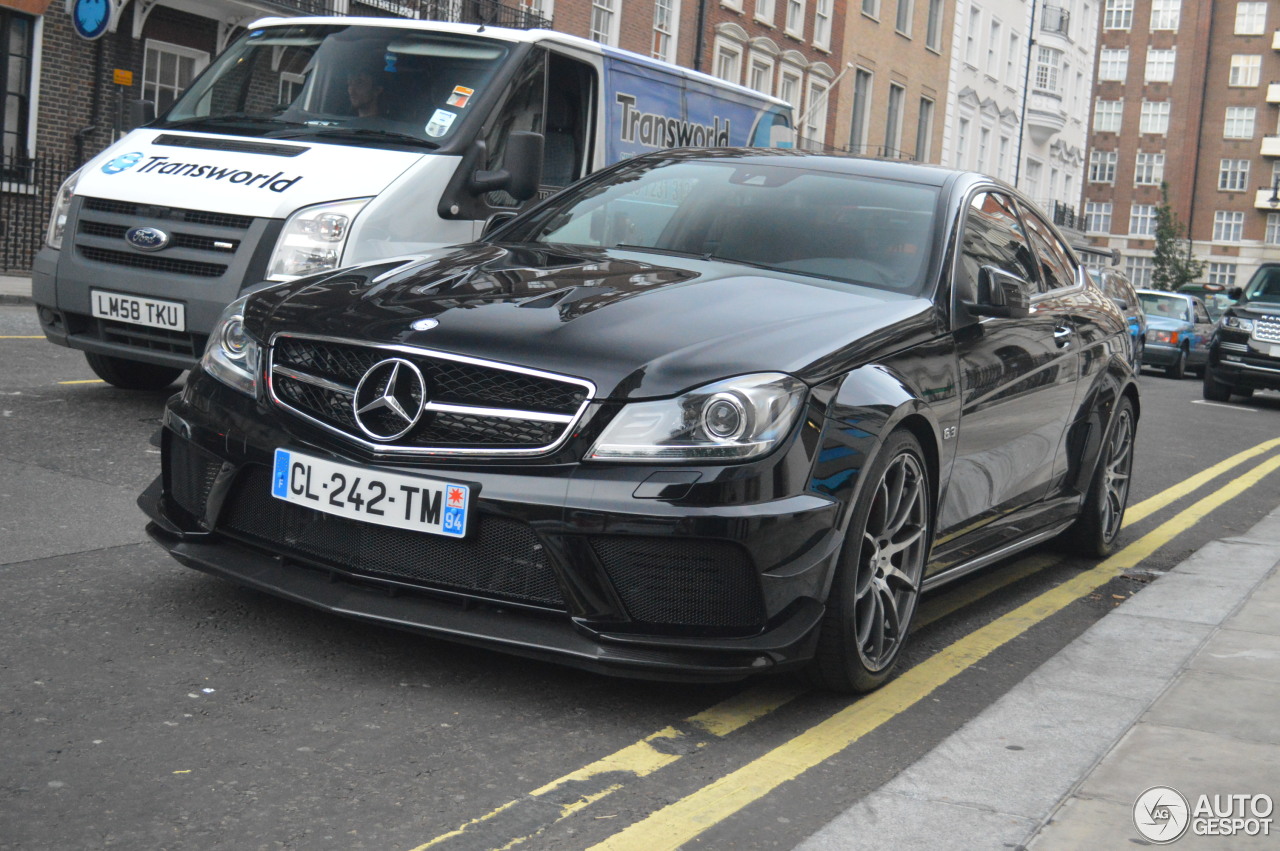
1099;407;1134;543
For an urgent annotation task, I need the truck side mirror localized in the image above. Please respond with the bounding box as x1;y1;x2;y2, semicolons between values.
469;131;545;202
964;265;1032;319
127;100;156;130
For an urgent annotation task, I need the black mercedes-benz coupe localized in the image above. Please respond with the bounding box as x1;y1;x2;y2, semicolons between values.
141;149;1139;693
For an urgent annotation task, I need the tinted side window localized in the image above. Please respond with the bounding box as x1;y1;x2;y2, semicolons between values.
1021;207;1077;293
955;191;1039;305
1193;301;1211;324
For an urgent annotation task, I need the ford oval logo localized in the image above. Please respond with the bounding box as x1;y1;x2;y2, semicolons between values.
125;226;170;252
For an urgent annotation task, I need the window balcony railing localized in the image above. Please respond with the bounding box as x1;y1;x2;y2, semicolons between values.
1041;5;1070;36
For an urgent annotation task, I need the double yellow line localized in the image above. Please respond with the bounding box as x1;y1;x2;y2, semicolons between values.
412;437;1280;851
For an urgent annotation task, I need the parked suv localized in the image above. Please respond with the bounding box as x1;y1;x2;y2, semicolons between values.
1203;263;1280;401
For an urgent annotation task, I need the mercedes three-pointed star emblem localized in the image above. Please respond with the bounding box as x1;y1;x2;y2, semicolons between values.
352;358;428;441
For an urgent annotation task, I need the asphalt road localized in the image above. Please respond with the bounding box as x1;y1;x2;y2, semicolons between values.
3;303;1279;851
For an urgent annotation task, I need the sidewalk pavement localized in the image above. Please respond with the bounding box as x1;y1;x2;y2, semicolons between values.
799;505;1280;850
0;273;32;305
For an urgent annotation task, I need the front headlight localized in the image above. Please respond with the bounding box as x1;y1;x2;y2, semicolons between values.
201;295;261;397
1222;315;1254;333
266;198;371;280
45;169;82;249
1151;329;1180;345
588;373;807;462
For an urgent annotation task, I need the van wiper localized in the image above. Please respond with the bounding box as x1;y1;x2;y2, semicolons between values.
280;128;440;149
161;115;308;131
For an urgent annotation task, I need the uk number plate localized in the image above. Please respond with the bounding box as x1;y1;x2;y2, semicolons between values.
91;289;186;331
271;449;471;538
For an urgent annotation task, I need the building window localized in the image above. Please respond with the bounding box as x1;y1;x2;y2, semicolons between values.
915;97;934;162
997;135;1010;179
1126;255;1154;287
1229;55;1261;87
1236;2;1267;34
1024;159;1043;203
885;83;905;152
925;0;944;50
786;0;806;36
590;0;619;45
956;117;970;167
714;41;742;83
896;0;913;34
1219;159;1251;191
850;68;873;153
965;6;981;66
977;126;990;172
803;77;830;146
1134;153;1165;185
1103;0;1133;29
1266;212;1280;244
1085;201;1113;233
1213;211;1245;242
756;0;776;25
778;67;803;114
1094;99;1123;132
1139;101;1170;134
1098;48;1129;81
1144;49;1176;83
1089;150;1118;183
813;0;833;49
1130;204;1157;236
1150;0;1181;30
1;9;35;164
519;0;554;19
986;20;1001;75
1224;106;1256;139
748;55;774;94
143;40;210;117
862;0;879;16
1035;46;1062;92
1007;32;1019;80
653;0;679;62
1207;263;1238;286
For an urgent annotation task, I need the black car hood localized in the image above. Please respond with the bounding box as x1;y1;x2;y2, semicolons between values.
252;243;938;399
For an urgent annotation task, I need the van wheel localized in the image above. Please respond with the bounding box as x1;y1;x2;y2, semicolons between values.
1063;397;1135;558
1202;365;1234;402
85;352;182;391
1165;347;1187;379
805;431;931;694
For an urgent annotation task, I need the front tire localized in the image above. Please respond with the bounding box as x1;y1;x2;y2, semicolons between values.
1063;396;1135;558
806;431;931;694
85;352;182;391
1202;365;1233;402
1165;347;1187;379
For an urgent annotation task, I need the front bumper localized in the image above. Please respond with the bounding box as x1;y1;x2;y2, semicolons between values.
1208;335;1280;391
140;372;845;682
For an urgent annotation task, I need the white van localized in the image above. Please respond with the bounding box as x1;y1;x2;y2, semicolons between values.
33;17;793;389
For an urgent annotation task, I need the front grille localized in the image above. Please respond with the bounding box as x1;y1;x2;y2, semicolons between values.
79;221;239;253
269;335;594;455
78;246;228;278
96;317;203;356
168;439;224;519
589;536;765;629
82;198;254;230
1254;315;1280;344
221;466;565;609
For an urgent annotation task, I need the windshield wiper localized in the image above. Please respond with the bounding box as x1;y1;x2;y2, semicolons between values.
276;128;440;149
161;114;307;131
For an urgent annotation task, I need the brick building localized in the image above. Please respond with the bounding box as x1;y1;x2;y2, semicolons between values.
1083;0;1280;288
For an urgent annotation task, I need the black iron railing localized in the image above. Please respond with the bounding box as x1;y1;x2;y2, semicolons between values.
1041;5;1070;35
1;152;77;273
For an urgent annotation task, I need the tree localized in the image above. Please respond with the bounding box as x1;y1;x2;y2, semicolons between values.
1151;181;1204;291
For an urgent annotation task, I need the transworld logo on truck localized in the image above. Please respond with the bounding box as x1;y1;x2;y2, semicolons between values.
100;152;302;192
615;94;730;148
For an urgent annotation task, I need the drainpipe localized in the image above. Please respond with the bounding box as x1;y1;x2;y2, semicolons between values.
693;0;708;73
1014;0;1039;187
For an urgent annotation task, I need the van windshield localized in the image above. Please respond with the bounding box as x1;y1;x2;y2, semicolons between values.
159;24;511;150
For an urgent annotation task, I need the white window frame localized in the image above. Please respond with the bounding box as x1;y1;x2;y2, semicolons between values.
1085;201;1113;233
1134;152;1165;186
1266;212;1280;244
1129;204;1157;237
1144;48;1175;83
143;39;210;116
786;0;807;37
885;82;906;153
1098;48;1128;81
1213;210;1245;242
1235;2;1267;35
1229;55;1261;87
1094;98;1123;133
965;6;981;67
1150;0;1181;30
1126;255;1154;287
1035;46;1062;93
862;0;880;18
986;19;1001;77
713;39;743;84
590;0;621;45
1139;101;1170;135
1224;106;1256;139
956;116;971;168
755;0;776;25
1218;159;1250;192
778;64;804;114
652;0;681;63
1006;31;1019;81
1207;263;1238;286
915;96;934;162
748;51;775;94
1103;0;1133;29
925;0;944;50
803;75;831;147
896;0;914;35
813;0;833;49
1089;150;1118;183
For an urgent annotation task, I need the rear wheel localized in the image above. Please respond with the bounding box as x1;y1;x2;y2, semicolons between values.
1165;347;1187;379
1202;364;1233;402
805;431;931;694
1063;396;1135;558
85;352;182;391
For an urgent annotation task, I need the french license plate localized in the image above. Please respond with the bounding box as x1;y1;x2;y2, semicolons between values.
271;448;471;538
91;289;186;331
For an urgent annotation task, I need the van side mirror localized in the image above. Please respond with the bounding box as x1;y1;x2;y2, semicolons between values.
965;265;1032;319
127;99;156;130
469;131;545;202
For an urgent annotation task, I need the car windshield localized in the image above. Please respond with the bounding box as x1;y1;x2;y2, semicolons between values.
1139;292;1192;322
503;158;941;295
1242;266;1280;305
158;24;511;149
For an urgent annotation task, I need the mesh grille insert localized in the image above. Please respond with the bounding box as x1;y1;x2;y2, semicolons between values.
79;246;227;278
167;439;223;519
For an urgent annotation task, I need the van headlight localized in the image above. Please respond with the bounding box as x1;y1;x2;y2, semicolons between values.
588;373;807;462
201;295;261;396
45;169;81;249
266;198;370;280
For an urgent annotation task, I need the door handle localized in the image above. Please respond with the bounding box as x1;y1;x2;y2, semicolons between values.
1053;326;1073;349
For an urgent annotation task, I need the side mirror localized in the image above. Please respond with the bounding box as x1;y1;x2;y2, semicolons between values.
965;265;1032;319
1227;287;1243;300
481;210;518;238
469;131;545;202
126;100;156;130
